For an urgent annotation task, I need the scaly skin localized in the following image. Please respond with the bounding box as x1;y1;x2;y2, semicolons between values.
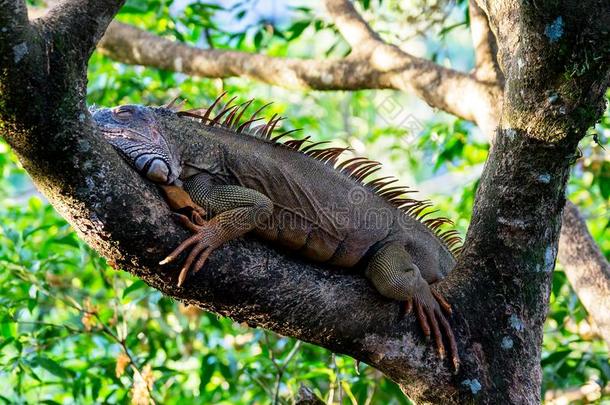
92;102;460;369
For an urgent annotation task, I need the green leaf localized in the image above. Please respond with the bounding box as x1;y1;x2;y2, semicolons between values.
91;376;101;400
0;320;15;339
253;30;264;49
32;355;74;378
120;0;149;14
49;234;81;248
0;337;14;352
287;21;310;40
439;21;468;38
541;349;571;367
123;280;148;298
27;297;37;314
199;355;216;392
597;161;610;199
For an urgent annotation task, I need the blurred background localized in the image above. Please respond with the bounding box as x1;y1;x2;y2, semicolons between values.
0;0;608;403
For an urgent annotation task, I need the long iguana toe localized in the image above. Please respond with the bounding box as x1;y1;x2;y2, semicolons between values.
160;215;225;286
413;289;459;372
431;289;452;315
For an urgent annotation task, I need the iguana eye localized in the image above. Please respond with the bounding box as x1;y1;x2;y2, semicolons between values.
112;106;134;121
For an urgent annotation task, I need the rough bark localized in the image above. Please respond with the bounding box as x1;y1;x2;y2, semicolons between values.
453;132;576;403
558;202;610;347
468;0;503;86
1;0;609;403
465;1;610;348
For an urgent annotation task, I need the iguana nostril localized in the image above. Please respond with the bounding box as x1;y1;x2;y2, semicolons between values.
146;159;170;183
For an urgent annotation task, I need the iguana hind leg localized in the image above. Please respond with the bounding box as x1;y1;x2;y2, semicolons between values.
365;243;459;370
160;175;273;286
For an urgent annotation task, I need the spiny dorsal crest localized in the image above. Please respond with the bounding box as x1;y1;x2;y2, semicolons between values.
164;93;463;256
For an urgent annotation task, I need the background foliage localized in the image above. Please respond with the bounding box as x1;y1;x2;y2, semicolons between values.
0;0;608;403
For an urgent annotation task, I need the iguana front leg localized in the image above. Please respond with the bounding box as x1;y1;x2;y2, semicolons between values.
159;184;207;225
365;243;459;370
160;174;273;286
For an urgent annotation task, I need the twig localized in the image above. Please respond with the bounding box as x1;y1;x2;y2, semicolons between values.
263;332;303;405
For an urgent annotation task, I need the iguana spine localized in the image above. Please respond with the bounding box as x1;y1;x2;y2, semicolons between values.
172;93;463;256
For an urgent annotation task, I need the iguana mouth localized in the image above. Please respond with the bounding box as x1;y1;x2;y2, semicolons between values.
139;156;171;183
99;127;178;184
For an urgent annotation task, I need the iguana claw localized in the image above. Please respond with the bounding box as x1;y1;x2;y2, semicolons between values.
431;289;452;315
160;213;224;286
404;299;413;314
410;289;459;372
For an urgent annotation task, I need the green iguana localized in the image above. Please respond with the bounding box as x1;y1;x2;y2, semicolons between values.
91;94;462;369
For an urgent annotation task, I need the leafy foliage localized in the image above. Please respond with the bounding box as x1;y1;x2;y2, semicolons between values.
1;0;609;403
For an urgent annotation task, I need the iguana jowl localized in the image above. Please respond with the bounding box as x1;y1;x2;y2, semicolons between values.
92;94;462;369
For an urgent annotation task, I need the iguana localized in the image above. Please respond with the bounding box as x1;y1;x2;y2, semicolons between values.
92;94;462;369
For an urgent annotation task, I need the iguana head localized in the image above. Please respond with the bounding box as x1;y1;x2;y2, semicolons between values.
92;105;181;184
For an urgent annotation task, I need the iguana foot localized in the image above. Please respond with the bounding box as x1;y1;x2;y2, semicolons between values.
160;213;225;286
406;287;459;372
160;184;273;287
431;289;452;315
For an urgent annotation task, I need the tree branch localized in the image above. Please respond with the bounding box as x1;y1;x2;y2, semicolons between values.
0;0;126;164
0;0;33;98
468;0;503;85
323;0;501;134
94;21;500;138
323;0;381;50
0;0;29;52
558;201;610;347
99;22;385;91
41;0;125;61
466;4;610;349
3;125;468;401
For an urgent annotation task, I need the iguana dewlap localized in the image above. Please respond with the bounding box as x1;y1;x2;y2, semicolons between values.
92;95;462;369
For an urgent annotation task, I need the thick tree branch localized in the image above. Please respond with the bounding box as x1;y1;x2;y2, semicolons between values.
99;22;384;91
468;0;503;85
475;0;610;88
0;0;124;163
444;0;610;401
41;0;125;61
323;0;381;50
0;0;29;51
558;201;610;347
13;135;473;402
